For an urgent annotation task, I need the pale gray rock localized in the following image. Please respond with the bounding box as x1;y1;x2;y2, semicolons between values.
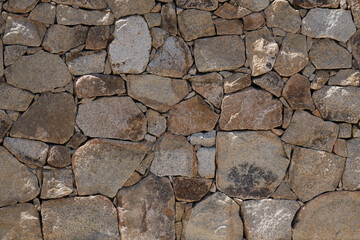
196;147;216;178
52;0;107;9
328;70;360;86
342;138;360;190
29;3;56;25
66;50;106;75
4;45;27;67
41;168;74;199
189;130;216;147
56;5;114;25
236;0;269;11
105;0;155;18
0;83;34;111
3;0;38;13
178;9;215;41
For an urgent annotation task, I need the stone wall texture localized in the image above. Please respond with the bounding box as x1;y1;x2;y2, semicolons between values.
1;0;360;239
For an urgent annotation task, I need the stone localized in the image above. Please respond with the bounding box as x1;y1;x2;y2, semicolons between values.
168;96;219;135
109;16;151;74
147;110;167;137
274;34;308;77
189;131;216;147
57;5;114;25
123;172;142;187
5;51;72;93
282;74;315;110
293;0;339;8
150;133;195;177
333;139;347;157
342;138;360;190
271;182;298;200
117;175;175;239
76;97;146;141
47;146;72;168
313;86;360;123
328;69;360;86
282;111;339;152
0;147;40;207
173;177;212;202
0;83;34;111
144;13;161;28
3;0;38;13
289;147;345;202
161;3;177;34
194;36;245;72
349;0;360;28
246;27;279;77
196;147;216;178
253;71;283;97
29;3;56;25
0;111;12;138
183;192;243;240
66;50;106;76
0;203;42;240
147;36;193;78
10;92;76;144
236;0;269;11
52;0;107;9
293;191;360;240
311;70;330;90
265;0;301;33
105;0;155;18
127;74;190;112
4;45;27;67
213;18;243;35
224;73;251;94
351;30;360;66
241;199;300;240
85;26;110;50
302;9;355;42
243;13;265;31
3;15;46;47
214;3;251;19
175;0;218;10
339;123;352;138
42;196;120;240
66;132;87;149
219;88;282;130
41;168;74;199
75;74;126;98
216;131;289;199
151;27;169;49
42;25;88;54
178;9;215;41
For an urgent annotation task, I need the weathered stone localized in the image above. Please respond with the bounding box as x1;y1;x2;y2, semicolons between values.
271;182;298;200
313;86;360;123
178;9;215;41
10;92;76;144
333;139;347;157
41;168;74;199
117;174;175;239
66;132;87;149
0;147;40;207
246;27;279;76
224;73;251;94
5;51;72;93
105;0;155;18
243;13;265;31
147;110;167;137
42;196;120;240
66;50;106;75
76;97;146;141
109;16;151;74
214;2;251;19
173;177;212;202
293;191;360;240
219;88;282;130
0;83;34;111
274;34;308;77
127;74;190;112
216;131;289;199
150;133;195;177
168;96;219;135
197;147;216;178
183;192;243;240
242;199;300;240
123;172;142;187
3;15;46;47
282;74;315;110
293;0;339;8
213;18;243;35
328;69;360;86
4;45;27;67
351;30;360;66
289;147;345;201
175;0;218;10
253;71;283;97
3;0;38;13
0;111;12;138
189;131;216;147
29;3;56;25
236;0;269;11
145;13;161;28
342;138;360;190
47;146;72;168
161;3;177;34
310;70;330;90
85;26;110;50
53;0;107;9
282;111;339;152
302;9;355;42
339;123;352;139
194;35;245;72
57;5;114;25
151;27;169;49
0;203;42;240
265;0;301;33
147;36;193;78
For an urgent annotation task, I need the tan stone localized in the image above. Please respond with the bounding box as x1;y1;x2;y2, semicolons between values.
243;13;265;31
282;74;315;110
105;0;155;18
214;2;251;19
333;139;347;157
147;110;167;137
161;3;177;34
265;0;301;33
328;69;360;86
3;0;38;13
151;27;169;49
178;9;215;41
271;182;297;200
85;26;110;50
56;5;114;25
213;18;243;35
0;83;34;111
293;0;339;8
47;146;72;168
123;171;142;187
41;168;74;199
175;0;218;10
144;13;161;28
173;177;212;202
29;3;56;25
223;73;251;94
236;0;269;11
253;71;283;97
52;0;107;9
66;132;87;150
311;70;330;90
342;138;360;190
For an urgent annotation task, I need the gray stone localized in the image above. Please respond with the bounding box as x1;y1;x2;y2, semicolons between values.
328;70;360;86
52;0;107;9
236;0;269;11
214;18;244;35
175;0;218;10
105;0;155;18
0;83;34;111
147;110;167;137
56;5;114;25
178;9;215;41
351;30;360;66
41;168;74;199
4;45;27;67
85;26;110;50
47;145;72;168
66;50;106;76
253;71;283;97
3;0;38;13
197;147;216;178
151;27;169;49
342;138;360;190
189;130;216;147
29;3;56;25
224;73;251;94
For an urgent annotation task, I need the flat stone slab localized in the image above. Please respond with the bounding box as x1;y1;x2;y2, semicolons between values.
178;9;215;41
175;0;218;10
173;177;212;202
56;5;114;25
40;168;74;199
52;0;107;9
282;74;314;110
342;138;360;190
66;50;107;76
0;83;34;111
106;0;155;18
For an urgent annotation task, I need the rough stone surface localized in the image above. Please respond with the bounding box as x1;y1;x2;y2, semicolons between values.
178;9;215;41
161;3;177;34
0;83;34;111
52;0;107;9
66;50;106;76
85;26;110;50
47;145;72;168
265;0;301;33
0;111;12;138
41;168;74;199
175;0;218;10
271;182;298;200
106;0;155;18
224;73;251;94
189;131;216;147
328;69;360;86
56;5;114;25
151;27;169;49
282;74;314;110
4;0;39;13
4;45;27;67
293;0;339;8
351;30;360;66
66;132;87;150
253;71;283;97
147;110;167;137
214;18;243;35
243;13;265;31
173;177;212;202
214;2;251;19
197;147;216;178
28;3;56;25
342;138;360;190
236;0;269;11
311;70;330;90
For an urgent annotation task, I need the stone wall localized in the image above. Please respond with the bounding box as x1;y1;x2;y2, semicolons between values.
1;0;360;239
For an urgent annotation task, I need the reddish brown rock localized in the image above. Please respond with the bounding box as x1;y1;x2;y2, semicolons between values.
223;73;251;94
47;146;72;168
282;74;314;110
173;177;212;202
214;2;251;19
85;26;110;50
243;13;265;31
253;71;283;97
213;18;243;35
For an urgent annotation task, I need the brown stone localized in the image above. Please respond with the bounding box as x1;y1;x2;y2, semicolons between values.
0;83;34;111
4;45;27;67
213;18;243;35
236;0;270;11
56;5;114;25
28;3;56;25
123;172;142;187
293;0;339;8
47;146;72;168
223;73;251;94
282;74;314;110
328;69;360;87
40;168;74;199
351;30;360;66
3;0;38;13
214;2;251;19
243;13;265;31
178;9;215;41
253;71;283;97
66;132;87;149
144;13;161;28
151;27;169;49
311;70;330;90
66;50;107;76
85;26;110;50
349;0;360;28
105;0;155;18
173;177;212;202
0;111;12;138
175;0;218;10
52;0;107;9
147;110;167;137
342;138;360;190
271;182;298;200
333;139;347;157
161;3;177;34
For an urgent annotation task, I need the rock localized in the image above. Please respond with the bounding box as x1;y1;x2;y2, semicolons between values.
310;70;330;90
76;97;147;141
3;0;38;13
0;83;34;111
144;13;161;28
328;69;360;86
274;34;308;77
293;191;360;240
47;146;72;168
42;196;120;240
147;110;167;137
3;137;49;167
265;0;301;33
42;25;88;54
216;131;289;199
242;200;299;240
293;0;339;8
253;71;283;97
282;74;315;110
161;3;177;34
123;172;142;187
246;27;279;76
236;0;269;11
5;51;72;93
147;36;193;78
342;138;360;190
302;9;355;42
0;147;40;207
117;175;175;239
224;73;251;94
282;111;339;152
4;45;27;67
339;123;352;139
313;86;360;123
175;0;218;10
151;27;169;49
3;15;46;47
66;132;87;149
0;203;42;240
213;18;243;35
106;0;155;18
178;9;215;41
183;192;243;240
349;0;360;28
127;74;190;112
150;133;195;177
189;131;216;147
173;177;212;202
196;147;216;178
214;2;251;19
10;92;76;144
289;147;345;202
271;182;298;200
351;30;360;66
56;5;114;25
194;35;245;72
41;168;74;199
52;0;107;9
333;139;347;157
85;26;110;50
75;74;126;98
0;111;12;138
29;3;56;25
66;50;106;75
109;16;151;74
168;96;219;135
219;88;282;130
243;13;265;31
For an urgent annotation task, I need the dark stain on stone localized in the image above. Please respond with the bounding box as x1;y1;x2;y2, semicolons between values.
173;177;212;202
0;120;11;137
125;113;146;141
